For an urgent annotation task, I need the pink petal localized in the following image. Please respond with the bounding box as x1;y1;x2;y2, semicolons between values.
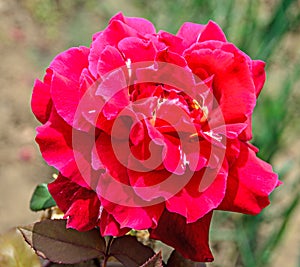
185;45;256;124
158;31;185;54
252;60;266;96
177;22;205;49
89;20;138;77
50;46;90;82
218;142;279;214
36;108;93;188
31;70;53;123
110;12;156;35
118;37;156;62
128;167;184;202
198;21;227;42
98;177;165;230
166;163;228;223
162;135;186;175
97;45;125;76
50;47;90;127
150;210;214;262
102;202;165;230
156;48;187;67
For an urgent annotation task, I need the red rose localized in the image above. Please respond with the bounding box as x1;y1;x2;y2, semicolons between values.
32;13;279;262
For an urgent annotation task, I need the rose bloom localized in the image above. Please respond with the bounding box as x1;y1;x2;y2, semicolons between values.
32;13;280;262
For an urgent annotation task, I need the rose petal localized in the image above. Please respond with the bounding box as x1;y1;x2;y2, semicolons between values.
252;60;266;96
118;37;156;62
94;132;129;183
198;21;227;42
49;46;90;81
150;210;214;262
50;47;90;126
185;45;256;124
99;209;130;236
89;20;138;77
97;45;125;76
218;142;279;214
48;174;100;231
177;22;205;49
158;31;185;54
36;108;93;188
111;12;156;35
31;70;53;123
98;175;165;230
166;163;228;223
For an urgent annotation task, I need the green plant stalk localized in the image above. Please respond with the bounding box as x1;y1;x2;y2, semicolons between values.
257;192;300;266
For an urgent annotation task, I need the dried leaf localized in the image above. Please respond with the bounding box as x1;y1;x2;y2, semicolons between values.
140;251;163;267
110;235;155;267
0;228;40;267
18;219;106;264
167;250;206;267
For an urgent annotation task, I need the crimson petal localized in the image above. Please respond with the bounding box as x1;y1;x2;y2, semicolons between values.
150;210;214;262
166;163;228;223
48;174;100;231
218;142;279;214
31;70;53;124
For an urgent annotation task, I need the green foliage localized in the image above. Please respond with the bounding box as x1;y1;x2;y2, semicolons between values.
30;183;56;211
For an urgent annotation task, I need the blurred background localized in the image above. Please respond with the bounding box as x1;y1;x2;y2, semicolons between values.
0;0;299;266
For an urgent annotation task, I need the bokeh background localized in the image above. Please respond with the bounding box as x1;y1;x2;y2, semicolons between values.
0;0;299;266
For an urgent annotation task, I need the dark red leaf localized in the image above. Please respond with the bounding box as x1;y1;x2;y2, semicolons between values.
18;219;106;264
167;250;206;267
140;251;163;267
109;235;155;267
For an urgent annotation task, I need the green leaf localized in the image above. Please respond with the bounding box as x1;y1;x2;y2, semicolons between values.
0;228;40;267
166;250;206;267
18;219;106;264
140;251;163;267
109;235;155;267
30;183;56;211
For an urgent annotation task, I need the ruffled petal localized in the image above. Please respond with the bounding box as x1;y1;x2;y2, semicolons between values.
251;60;266;96
36;108;94;188
166;163;228;223
99;209;130;236
99;196;165;230
150;210;214;262
185;43;256;124
31;69;53;124
48;174;100;231
118;37;156;62
198;21;227;42
110;12;156;35
49;46;90;81
218;142;279;214
97;45;125;76
89;20;138;77
177;22;205;49
50;47;90;126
